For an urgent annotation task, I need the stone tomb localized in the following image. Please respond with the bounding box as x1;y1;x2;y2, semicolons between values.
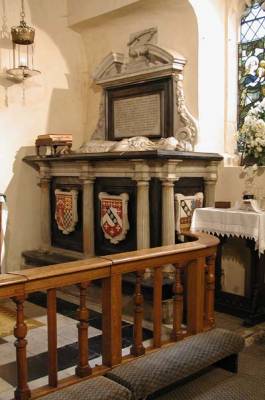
22;29;222;320
24;151;222;259
23;28;223;259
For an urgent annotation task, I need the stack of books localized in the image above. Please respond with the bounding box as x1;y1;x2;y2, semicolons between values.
35;134;73;156
35;133;72;145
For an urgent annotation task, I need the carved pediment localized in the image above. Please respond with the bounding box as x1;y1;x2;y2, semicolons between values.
93;41;187;85
92;52;124;81
144;44;186;67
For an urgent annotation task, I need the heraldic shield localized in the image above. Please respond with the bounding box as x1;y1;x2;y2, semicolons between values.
99;192;130;244
55;189;78;235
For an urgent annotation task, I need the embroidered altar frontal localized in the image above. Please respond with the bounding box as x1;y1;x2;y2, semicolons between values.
24;151;222;257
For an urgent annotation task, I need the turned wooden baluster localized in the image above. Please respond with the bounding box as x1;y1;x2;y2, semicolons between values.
171;264;186;341
102;274;122;367
131;271;145;356
76;282;92;377
47;289;58;387
0;201;2;273
204;255;216;329
187;257;205;334
153;267;162;348
13;296;31;400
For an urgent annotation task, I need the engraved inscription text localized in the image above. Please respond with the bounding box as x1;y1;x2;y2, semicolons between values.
114;93;161;137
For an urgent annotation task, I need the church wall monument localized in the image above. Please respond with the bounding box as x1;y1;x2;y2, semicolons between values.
23;29;222;262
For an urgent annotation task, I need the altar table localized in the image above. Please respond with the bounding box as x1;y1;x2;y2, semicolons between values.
191;207;265;255
191;207;265;326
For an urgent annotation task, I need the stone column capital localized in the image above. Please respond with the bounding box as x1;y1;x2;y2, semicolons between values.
205;161;219;180
39;175;51;181
204;178;217;185
132;160;151;182
38;175;51;189
39;162;51;178
80;175;95;184
135;178;151;186
161;178;178;187
78;161;94;180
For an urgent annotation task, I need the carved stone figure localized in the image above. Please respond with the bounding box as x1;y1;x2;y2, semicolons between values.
111;136;156;152
156;137;184;151
78;136;185;154
79;140;116;153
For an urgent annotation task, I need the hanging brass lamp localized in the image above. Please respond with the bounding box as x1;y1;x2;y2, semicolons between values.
7;0;40;80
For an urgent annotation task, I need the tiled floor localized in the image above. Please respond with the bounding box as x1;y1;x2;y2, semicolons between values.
0;292;264;400
0;292;152;400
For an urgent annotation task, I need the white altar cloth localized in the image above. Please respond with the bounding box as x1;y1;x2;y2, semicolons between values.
191;207;265;255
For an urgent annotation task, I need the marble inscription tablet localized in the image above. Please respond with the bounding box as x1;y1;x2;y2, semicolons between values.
113;93;161;138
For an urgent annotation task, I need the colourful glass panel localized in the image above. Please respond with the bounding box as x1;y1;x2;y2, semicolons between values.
238;38;265;127
238;1;265;129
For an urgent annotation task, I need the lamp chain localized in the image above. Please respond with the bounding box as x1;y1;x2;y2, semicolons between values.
20;0;25;22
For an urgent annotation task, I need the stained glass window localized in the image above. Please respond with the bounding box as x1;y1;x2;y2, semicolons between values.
238;1;265;128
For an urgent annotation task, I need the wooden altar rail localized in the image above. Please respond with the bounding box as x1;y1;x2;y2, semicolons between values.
0;195;7;272
0;200;3;272
0;232;218;400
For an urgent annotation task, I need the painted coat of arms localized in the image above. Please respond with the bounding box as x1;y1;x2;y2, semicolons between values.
98;192;130;244
55;189;78;235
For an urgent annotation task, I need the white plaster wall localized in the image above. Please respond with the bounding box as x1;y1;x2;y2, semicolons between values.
75;0;198;146
68;0;141;27
216;165;265;206
0;0;87;271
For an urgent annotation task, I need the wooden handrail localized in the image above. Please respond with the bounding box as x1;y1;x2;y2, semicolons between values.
0;232;219;400
0;201;2;272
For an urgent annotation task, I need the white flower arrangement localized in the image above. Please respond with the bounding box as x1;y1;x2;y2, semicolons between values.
238;98;265;166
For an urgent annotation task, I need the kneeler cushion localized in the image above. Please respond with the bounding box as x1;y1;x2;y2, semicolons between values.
155;373;265;400
106;329;244;400
41;375;133;400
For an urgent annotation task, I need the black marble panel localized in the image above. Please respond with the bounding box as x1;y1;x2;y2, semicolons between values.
149;178;162;248
174;177;205;198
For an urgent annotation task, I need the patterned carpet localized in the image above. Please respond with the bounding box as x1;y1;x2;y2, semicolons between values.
151;340;265;399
